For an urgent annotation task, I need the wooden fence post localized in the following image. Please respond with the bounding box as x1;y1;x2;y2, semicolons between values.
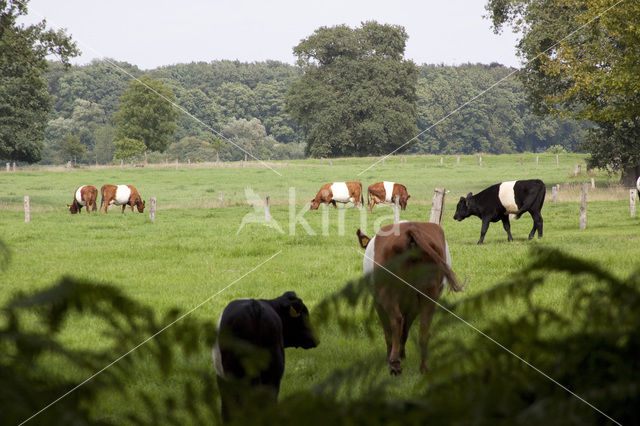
429;188;446;225
219;191;223;207
394;195;400;224
149;197;156;222
536;156;539;167
329;159;333;166
187;158;191;168
630;189;636;217
6;162;9;172
12;162;16;172
382;157;386;166
456;156;460;166
591;177;595;189
478;155;482;167
520;157;523;166
552;185;558;203
265;196;271;221
24;196;30;223
440;157;443;165
175;159;179;170
580;182;588;230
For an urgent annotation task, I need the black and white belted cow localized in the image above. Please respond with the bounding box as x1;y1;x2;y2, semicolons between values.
212;291;317;422
454;179;546;244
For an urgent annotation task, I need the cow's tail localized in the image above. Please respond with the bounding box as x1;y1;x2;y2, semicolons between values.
515;181;546;220
406;225;463;292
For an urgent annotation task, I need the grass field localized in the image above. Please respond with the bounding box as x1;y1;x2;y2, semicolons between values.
2;153;639;423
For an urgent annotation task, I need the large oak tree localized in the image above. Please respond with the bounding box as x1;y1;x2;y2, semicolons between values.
285;22;418;158
0;0;78;163
486;0;640;184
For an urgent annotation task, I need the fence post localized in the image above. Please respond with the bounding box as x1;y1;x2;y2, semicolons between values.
149;197;156;222
219;191;223;207
520;157;523;166
382;157;386;166
429;188;446;225
6;163;9;172
394;195;400;224
329;159;333;166
456;156;460;166
536;156;539;167
440;157;443;165
24;196;31;223
187;158;191;168
631;189;637;217
175;159;179;170
591;177;595;189
580;183;588;230
265;196;271;221
478;155;482;167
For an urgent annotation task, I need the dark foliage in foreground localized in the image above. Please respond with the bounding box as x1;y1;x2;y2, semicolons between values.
1;245;637;425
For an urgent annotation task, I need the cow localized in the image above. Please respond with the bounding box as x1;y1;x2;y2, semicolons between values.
100;184;145;214
310;181;363;210
67;185;98;214
453;179;546;245
367;181;410;213
212;291;317;422
356;222;462;375
636;175;640;198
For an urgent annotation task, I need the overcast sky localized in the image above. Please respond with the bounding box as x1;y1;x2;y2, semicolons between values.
23;0;521;70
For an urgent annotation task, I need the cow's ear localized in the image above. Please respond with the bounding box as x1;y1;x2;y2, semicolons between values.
466;192;473;198
356;229;370;249
289;305;301;318
406;195;411;199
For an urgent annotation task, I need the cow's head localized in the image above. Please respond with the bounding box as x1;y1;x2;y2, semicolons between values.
67;203;79;214
309;198;320;210
356;229;371;249
453;193;474;221
278;291;318;349
400;194;411;211
136;199;146;213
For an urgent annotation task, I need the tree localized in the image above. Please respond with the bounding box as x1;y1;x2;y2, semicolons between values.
220;118;276;161
112;75;179;153
113;137;146;162
285;22;418;157
486;0;640;184
0;0;79;163
60;134;85;164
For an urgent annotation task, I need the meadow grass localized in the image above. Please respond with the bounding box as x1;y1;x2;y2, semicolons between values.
1;153;639;422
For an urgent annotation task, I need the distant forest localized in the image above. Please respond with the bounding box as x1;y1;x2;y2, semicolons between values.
42;59;586;164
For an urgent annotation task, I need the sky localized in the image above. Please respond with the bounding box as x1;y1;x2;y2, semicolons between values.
22;0;521;70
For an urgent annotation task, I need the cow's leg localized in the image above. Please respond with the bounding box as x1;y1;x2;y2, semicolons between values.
369;198;375;213
400;313;416;359
529;210;543;239
384;303;404;375
478;218;491;244
331;200;337;209
121;204;126;214
418;297;438;374
501;216;513;241
373;301;392;357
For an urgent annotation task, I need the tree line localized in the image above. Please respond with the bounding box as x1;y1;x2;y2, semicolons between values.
39;58;585;165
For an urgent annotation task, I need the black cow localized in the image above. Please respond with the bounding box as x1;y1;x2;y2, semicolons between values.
212;291;317;422
454;179;546;244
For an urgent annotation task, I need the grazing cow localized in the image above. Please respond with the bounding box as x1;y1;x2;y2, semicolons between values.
67;185;98;214
636;175;640;198
357;222;462;375
367;181;410;213
453;179;546;244
212;291;317;422
100;184;145;214
310;181;363;209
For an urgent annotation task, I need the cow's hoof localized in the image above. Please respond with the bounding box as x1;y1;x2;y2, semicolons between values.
389;360;402;376
477;241;484;245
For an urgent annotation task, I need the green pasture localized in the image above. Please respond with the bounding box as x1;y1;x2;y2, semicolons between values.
1;153;639;422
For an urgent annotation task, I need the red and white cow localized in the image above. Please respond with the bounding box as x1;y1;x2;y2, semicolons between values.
67;185;98;214
357;221;463;375
367;181;410;213
100;184;145;214
310;181;363;209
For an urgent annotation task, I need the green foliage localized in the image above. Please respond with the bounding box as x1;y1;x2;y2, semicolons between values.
0;0;79;163
59;134;85;164
167;136;218;162
220;117;278;161
545;144;567;154
486;0;640;176
113;137;146;161
112;75;179;153
286;22;419;157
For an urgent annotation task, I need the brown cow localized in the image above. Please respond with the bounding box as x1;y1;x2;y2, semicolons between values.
367;181;410;213
100;184;145;214
357;222;463;375
67;185;98;214
310;182;363;210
